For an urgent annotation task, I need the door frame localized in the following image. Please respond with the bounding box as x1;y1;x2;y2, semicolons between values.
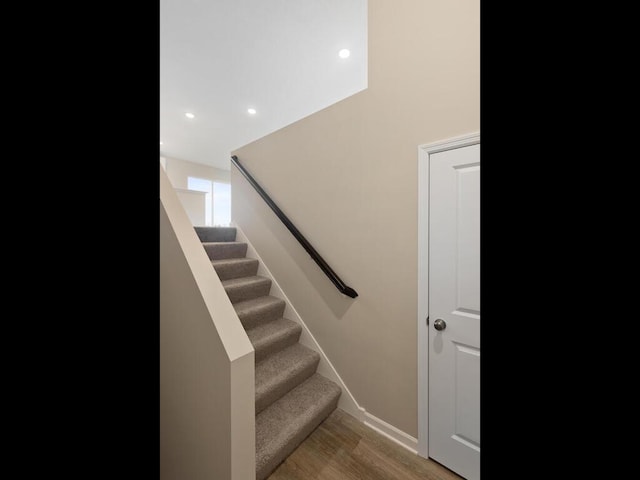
417;132;480;458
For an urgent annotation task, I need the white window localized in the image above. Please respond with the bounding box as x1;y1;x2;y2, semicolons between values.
186;177;231;227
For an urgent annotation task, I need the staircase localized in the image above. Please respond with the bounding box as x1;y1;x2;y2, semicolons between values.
195;226;342;480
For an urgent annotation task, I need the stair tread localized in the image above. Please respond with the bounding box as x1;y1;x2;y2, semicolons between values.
202;241;248;260
201;241;245;246
246;318;302;358
210;257;258;267
222;276;271;304
233;295;285;316
211;257;260;280
256;374;341;480
255;343;320;412
256;343;319;387
194;226;236;242
247;318;301;345
222;275;271;288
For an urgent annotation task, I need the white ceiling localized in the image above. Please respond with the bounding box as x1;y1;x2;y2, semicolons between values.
160;0;368;171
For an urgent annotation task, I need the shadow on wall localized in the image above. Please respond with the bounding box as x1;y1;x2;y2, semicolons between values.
237;172;356;320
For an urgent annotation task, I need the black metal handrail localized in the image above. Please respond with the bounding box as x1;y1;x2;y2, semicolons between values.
231;155;358;298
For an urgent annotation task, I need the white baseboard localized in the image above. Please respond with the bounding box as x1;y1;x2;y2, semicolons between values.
361;408;419;454
232;222;418;455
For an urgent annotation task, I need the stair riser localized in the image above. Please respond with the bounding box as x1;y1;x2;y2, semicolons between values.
194;226;237;242
254;327;302;363
203;242;247;260
238;301;286;329
255;356;319;414
225;280;271;304
213;259;259;280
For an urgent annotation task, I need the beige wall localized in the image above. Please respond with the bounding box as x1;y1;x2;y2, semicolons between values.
175;188;207;226
232;0;479;437
161;165;254;479
164;155;231;190
165;156;232;226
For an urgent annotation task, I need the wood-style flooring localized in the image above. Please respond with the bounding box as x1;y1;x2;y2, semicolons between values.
267;408;463;480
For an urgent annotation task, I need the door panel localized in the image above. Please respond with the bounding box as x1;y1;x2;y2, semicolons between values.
429;143;480;480
456;164;480;313
454;342;480;447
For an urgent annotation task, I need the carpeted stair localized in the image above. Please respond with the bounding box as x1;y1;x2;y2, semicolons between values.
194;226;342;480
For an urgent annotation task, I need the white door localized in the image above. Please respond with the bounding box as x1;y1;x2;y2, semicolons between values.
429;143;480;479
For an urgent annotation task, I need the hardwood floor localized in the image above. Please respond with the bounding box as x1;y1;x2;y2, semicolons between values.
267;408;463;480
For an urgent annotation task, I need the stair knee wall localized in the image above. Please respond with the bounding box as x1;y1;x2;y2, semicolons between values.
161;165;255;480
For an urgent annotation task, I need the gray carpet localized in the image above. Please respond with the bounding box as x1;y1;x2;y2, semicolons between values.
196;227;342;480
194;225;237;242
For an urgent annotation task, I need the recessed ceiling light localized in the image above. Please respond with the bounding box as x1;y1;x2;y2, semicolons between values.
185;112;195;119
247;108;257;115
160;141;163;145
338;49;350;59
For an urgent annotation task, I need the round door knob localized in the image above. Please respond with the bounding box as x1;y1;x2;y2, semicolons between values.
434;318;447;331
